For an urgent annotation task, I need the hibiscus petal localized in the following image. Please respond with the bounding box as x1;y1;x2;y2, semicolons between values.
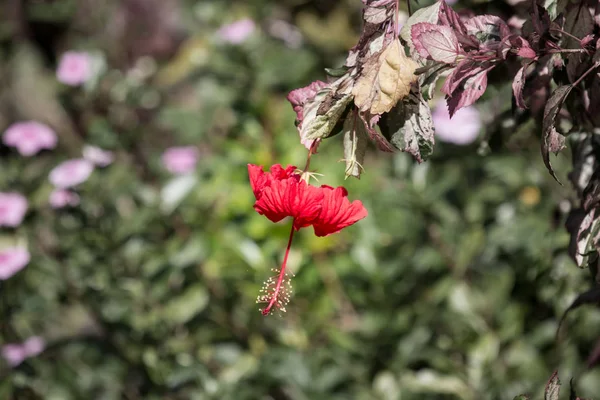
248;164;267;199
313;186;368;236
248;164;297;200
253;177;323;229
269;164;297;180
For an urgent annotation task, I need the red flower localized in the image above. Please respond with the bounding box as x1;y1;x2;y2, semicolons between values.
248;163;296;199
254;176;324;230
248;164;324;230
248;163;368;316
312;185;368;237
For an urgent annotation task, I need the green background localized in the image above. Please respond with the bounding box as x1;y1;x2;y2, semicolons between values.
0;0;598;398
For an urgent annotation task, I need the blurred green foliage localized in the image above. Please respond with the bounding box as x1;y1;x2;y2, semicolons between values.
1;0;599;399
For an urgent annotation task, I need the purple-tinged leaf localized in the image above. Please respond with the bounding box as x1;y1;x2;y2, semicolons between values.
345;0;395;69
512;64;529;109
545;371;561;400
298;75;355;145
541;85;572;182
411;23;461;63
287;80;328;127
524;2;551;51
581;34;594;48
363;0;396;24
399;1;441;48
464;15;511;46
359;112;394;152
364;0;396;6
446;69;489;116
438;0;467;35
517;46;537;59
506;36;537;59
438;1;480;50
563;2;594;51
441;60;478;96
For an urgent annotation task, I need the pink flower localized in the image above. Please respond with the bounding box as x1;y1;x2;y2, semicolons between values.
49;189;80;209
56;51;93;86
2;336;45;367
0;247;30;280
1;344;26;367
2;121;57;156
268;20;303;48
0;193;28;227
49;159;94;188
161;146;199;175
217;18;256;44
83;145;114;167
432;100;481;145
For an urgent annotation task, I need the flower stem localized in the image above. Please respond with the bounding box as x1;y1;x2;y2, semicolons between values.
302;140;319;172
261;222;296;315
571;61;600;87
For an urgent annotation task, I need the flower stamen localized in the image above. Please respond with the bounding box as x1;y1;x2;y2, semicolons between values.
297;170;324;184
257;222;296;315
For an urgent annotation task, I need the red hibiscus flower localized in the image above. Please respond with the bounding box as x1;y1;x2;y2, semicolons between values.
254;176;324;230
249;163;323;230
248;164;368;315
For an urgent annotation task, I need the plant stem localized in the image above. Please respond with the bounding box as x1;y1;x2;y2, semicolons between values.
302;140;318;172
549;28;583;44
547;49;587;54
572;61;600;88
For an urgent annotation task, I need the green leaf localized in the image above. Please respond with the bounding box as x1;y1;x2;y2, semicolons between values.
160;174;198;214
543;0;559;20
302;91;353;141
325;66;349;78
419;62;450;101
342;112;369;179
545;371;561;400
513;395;530;400
379;91;435;162
162;284;209;325
557;285;600;337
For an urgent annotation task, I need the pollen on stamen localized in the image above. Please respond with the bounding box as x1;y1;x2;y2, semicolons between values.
256;270;294;316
